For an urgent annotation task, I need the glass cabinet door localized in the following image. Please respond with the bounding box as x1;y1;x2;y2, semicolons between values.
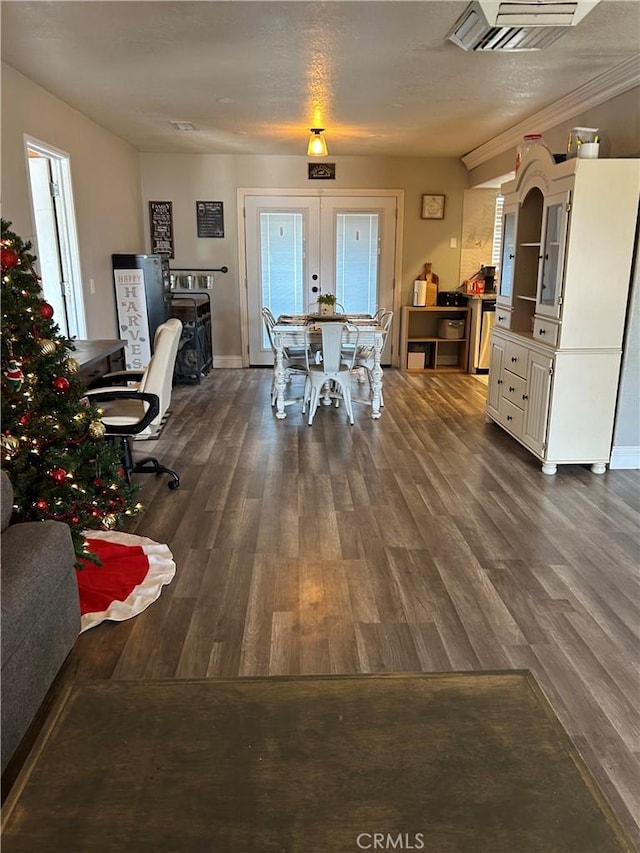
537;191;570;319
498;206;517;304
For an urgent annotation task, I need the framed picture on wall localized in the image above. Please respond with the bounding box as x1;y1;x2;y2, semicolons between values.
421;194;446;220
308;162;336;180
196;201;224;237
149;201;174;257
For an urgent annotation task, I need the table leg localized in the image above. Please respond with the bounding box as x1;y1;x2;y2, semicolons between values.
274;344;287;419
371;341;383;419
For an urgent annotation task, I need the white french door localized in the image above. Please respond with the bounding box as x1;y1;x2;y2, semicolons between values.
244;193;398;365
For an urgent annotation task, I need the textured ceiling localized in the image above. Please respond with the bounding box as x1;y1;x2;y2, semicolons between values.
1;1;639;158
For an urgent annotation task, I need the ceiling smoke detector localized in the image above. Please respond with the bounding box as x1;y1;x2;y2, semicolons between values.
447;1;601;51
169;121;197;131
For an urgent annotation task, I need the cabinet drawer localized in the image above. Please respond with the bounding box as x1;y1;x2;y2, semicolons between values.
503;340;528;379
532;318;559;347
79;356;110;387
501;370;527;409
495;308;512;330
499;396;525;436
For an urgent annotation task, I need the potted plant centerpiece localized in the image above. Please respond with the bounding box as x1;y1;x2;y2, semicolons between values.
317;293;337;316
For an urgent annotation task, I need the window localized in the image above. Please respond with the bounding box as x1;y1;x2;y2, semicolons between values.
491;194;505;268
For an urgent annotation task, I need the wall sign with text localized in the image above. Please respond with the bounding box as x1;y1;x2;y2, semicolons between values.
308;162;336;180
113;268;151;370
149;201;174;257
196;201;224;237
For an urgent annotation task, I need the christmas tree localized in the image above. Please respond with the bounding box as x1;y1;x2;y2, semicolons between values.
1;218;141;561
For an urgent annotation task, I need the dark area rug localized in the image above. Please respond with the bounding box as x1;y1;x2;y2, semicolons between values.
1;672;633;852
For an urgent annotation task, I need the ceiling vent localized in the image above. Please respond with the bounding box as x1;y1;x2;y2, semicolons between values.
169;121;197;132
447;1;601;51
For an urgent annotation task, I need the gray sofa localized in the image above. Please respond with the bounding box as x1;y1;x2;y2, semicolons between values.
1;470;80;774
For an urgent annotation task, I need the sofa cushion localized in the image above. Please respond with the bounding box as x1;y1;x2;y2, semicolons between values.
1;520;78;661
1;470;14;531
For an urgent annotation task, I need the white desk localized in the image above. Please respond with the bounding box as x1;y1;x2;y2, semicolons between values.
271;319;385;419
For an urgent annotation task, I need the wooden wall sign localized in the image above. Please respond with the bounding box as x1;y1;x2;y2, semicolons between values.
149;201;174;257
196;201;224;238
308;163;336;180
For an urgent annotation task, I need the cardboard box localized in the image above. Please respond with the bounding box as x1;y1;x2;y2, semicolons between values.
407;352;426;370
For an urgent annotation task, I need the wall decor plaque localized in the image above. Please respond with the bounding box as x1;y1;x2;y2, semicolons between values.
421;194;446;220
196;201;224;237
308;162;336;180
149;201;174;257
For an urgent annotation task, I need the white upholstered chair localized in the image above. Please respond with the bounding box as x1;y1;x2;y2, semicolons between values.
83;319;183;489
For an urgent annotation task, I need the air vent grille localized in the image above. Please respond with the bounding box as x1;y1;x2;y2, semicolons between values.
473;24;566;50
447;1;599;52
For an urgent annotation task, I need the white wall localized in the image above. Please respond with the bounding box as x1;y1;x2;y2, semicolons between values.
3;63;636;460
611;241;640;468
460;188;498;282
1;64;144;340
139;154;469;357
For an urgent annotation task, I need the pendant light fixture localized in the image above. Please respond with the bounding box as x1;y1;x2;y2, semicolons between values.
307;128;328;156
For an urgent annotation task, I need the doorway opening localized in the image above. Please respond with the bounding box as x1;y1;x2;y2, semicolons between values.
239;189;403;367
25;137;86;339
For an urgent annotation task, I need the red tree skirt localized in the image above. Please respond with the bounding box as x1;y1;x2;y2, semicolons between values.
77;530;176;633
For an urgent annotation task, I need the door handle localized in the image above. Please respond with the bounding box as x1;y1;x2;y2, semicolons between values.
311;285;319;293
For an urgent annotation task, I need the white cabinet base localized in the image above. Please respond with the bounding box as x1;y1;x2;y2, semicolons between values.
487;329;622;476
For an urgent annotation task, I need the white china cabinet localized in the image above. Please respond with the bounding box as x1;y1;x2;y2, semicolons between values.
487;148;639;475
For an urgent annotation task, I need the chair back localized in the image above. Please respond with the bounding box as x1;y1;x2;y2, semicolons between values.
379;310;394;335
308;323;358;373
262;307;276;352
262;306;277;326
140;318;182;427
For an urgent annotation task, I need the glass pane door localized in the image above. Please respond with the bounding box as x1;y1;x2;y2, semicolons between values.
245;194;397;365
538;191;569;319
321;197;396;322
334;212;379;315
245;196;320;365
259;211;305;333
499;207;517;303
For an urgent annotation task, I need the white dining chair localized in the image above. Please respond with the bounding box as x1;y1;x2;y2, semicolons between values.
352;310;393;406
303;323;359;425
262;308;308;406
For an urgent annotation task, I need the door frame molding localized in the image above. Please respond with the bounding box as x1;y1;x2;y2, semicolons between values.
23;134;87;339
237;187;405;368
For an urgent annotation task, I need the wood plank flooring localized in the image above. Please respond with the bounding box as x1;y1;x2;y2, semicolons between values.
14;368;640;843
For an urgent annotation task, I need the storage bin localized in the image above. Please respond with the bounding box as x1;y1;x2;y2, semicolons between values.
438;319;464;339
407;351;426;370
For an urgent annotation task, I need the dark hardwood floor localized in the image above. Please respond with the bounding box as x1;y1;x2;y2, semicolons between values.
13;368;640;843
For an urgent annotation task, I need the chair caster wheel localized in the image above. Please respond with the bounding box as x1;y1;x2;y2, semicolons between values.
168;479;180;490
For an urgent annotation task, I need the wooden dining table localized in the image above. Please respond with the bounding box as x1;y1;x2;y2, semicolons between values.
271;315;386;419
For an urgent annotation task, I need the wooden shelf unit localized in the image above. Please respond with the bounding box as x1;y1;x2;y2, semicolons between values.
400;306;470;373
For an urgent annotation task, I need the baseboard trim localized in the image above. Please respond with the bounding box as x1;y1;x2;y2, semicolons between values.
609;445;640;470
212;356;244;369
